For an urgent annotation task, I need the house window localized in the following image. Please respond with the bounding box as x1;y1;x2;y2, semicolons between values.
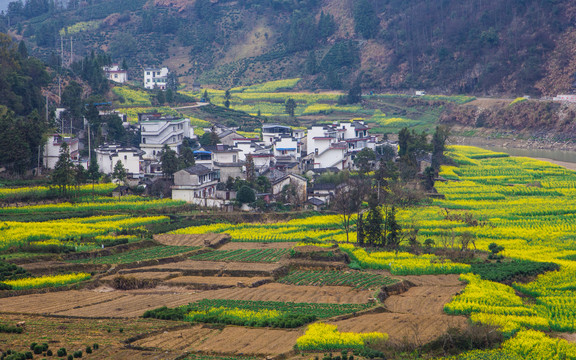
142;138;146;144
146;72;150;75
124;155;127;160
233;155;237;162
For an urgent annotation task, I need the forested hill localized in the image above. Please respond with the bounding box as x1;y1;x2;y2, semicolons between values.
2;0;576;96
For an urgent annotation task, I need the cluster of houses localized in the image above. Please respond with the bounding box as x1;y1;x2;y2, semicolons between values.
103;64;171;90
43;109;386;210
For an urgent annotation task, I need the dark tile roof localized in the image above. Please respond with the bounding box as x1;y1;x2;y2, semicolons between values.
181;164;213;176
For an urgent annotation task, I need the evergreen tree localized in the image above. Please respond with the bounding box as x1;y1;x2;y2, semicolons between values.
285;98;297;117
203;90;210;103
318;11;336;41
160;144;178;178
178;146;196;169
237;185;255;204
364;204;383;247
17;40;27;58
112;160;127;185
156;90;166;105
353;0;380;39
52;142;76;197
431;125;450;172
305;51;318;75
384;206;402;248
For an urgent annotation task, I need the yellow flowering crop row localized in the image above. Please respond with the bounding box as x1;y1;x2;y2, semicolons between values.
2;272;91;290
296;323;387;351
340;243;470;275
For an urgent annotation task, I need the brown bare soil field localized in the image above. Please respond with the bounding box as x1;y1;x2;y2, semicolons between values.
329;312;468;344
131;325;219;351
122;260;284;277
163;275;272;287
19;260;107;274
55;293;198;318
192;327;302;356
385;285;464;315
196;283;373;304
99;272;182;281
219;241;297;250
397;274;464;287
153;233;230;247
0;291;125;314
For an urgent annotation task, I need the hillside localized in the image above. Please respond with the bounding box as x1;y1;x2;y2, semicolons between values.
4;0;576;96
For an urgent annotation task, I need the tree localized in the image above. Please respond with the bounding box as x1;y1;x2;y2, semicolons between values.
354;148;376;176
112;160;127;185
383;206;402;248
52;142;76;197
87;157;100;199
237;185;255;204
245;154;255;183
305;51;318;75
202;89;210;103
332;179;368;243
431;125;450;173
285;98;296;117
178;146;196;170
224;89;231;108
160;144;178;178
353;0;380;39
363;204;383;247
166;72;179;91
347;80;362;104
156;90;166;105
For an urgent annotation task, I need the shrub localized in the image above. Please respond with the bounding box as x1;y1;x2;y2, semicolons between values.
73;350;82;358
92;344;99;350
67;355;73;360
85;347;91;354
57;348;66;357
46;349;52;356
33;345;43;355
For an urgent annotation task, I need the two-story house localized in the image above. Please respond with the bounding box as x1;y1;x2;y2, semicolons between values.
95;144;144;178
103;64;128;84
143;67;169;90
171;165;224;207
43;134;80;169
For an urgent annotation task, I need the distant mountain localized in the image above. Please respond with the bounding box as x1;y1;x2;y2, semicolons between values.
9;0;576;96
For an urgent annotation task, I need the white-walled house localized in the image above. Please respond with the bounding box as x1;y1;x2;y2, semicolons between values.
95;144;144;178
43;134;79;169
143;67;169;90
172;165;229;207
103;64;128;84
139;113;191;160
273;136;300;160
262;124;291;145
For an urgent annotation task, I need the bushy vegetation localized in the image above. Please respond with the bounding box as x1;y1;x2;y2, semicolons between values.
470;260;559;283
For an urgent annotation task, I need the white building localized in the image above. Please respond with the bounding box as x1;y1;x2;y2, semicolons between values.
306;120;375;169
139;113;191;160
262;124;292;145
172;165;227;207
95;144;144;178
43;134;80;169
103;64;128;84
143;67;169;90
273;136;301;161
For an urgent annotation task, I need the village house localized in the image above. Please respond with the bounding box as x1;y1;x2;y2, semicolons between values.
139;113;192;160
171;165;234;208
103;64;128;84
43;134;80;169
95;144;144;178
143;67;169;90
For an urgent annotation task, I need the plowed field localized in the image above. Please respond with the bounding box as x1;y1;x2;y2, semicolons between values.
153;233;229;247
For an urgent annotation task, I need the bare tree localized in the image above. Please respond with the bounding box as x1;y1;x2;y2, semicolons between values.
332;178;370;243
